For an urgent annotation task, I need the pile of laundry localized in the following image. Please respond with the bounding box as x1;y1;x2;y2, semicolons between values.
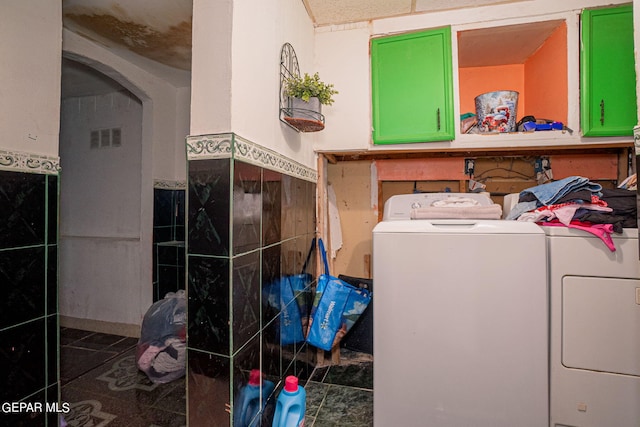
507;176;637;251
136;290;186;383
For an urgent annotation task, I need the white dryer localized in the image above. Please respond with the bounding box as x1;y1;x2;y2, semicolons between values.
373;194;548;426
546;226;640;427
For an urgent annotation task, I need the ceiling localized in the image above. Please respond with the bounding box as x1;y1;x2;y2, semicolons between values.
61;0;547;98
62;0;193;98
302;0;530;26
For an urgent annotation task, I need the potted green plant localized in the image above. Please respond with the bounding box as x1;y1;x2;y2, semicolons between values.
283;72;338;132
284;72;338;105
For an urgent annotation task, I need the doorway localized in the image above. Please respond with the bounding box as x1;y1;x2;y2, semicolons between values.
59;58;147;335
58;57;187;424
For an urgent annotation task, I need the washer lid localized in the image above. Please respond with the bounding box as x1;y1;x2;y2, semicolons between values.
373;219;545;235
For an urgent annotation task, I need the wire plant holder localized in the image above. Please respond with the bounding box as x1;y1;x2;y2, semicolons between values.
279;43;325;132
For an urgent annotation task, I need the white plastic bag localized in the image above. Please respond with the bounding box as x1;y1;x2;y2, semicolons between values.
136;290;187;383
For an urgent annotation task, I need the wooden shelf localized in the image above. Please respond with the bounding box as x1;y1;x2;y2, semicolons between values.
333;142;636;162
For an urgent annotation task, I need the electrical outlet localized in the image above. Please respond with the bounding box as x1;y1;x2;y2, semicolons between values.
464;159;475;176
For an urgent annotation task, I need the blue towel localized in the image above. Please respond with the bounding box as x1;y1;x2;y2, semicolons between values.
520;176;602;206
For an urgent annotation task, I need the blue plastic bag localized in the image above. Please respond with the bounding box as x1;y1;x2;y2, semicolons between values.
306;239;371;351
263;240;315;345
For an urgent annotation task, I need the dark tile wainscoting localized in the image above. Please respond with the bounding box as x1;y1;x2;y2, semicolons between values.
186;133;318;425
0;153;60;427
153;185;186;302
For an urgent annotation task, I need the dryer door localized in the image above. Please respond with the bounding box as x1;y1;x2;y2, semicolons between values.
563;275;640;377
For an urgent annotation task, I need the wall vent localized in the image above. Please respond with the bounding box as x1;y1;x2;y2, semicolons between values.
90;127;122;149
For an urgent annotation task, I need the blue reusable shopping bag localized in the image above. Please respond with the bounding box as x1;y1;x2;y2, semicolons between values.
306;239;371;351
263;239;315;345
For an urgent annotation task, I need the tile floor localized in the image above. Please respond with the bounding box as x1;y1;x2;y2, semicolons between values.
60;328;373;426
60;327;184;427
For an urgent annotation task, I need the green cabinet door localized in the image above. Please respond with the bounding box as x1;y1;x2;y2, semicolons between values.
371;27;454;144
581;5;637;137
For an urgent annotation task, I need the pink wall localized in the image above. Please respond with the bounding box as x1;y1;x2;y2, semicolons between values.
524;23;568;123
459;64;525;119
458;22;567;125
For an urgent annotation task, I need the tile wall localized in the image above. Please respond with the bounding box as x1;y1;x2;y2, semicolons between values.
0;151;60;426
186;134;317;426
153;184;186;301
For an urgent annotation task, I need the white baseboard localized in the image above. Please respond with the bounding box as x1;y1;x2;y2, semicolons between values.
60;315;141;338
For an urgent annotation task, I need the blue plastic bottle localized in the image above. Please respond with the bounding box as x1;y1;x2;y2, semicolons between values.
272;375;306;427
234;369;275;427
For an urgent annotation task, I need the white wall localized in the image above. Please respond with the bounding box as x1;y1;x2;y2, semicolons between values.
190;0;317;169
175;86;191;179
190;0;233;135
0;1;61;156
62;30;190;328
60;92;143;237
314;24;372;154
63;29;190;183
59;91;144;326
1;3;190;330
313;0;632;152
231;0;316;168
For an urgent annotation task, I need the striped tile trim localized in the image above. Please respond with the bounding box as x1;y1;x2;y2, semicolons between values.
0;150;60;175
186;133;233;160
154;179;187;190
186;133;317;182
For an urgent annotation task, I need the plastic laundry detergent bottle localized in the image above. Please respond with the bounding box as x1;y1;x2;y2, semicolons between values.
234;369;275;427
272;375;306;427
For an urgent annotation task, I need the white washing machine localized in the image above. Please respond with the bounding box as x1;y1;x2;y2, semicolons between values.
546;226;640;427
373;194;548;426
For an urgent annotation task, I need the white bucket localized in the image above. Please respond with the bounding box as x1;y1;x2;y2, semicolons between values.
474;90;519;133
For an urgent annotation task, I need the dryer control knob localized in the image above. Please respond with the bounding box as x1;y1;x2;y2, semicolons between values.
410;201;422;209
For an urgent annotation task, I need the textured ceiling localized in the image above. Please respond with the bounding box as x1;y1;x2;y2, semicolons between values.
61;0;535;73
61;0;547;98
459;19;564;67
62;0;193;71
303;0;531;26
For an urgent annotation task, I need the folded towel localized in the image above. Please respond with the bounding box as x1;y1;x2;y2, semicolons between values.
519;176;602;206
431;196;480;207
411;204;503;220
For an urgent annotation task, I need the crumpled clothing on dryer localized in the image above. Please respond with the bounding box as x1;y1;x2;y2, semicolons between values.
519;176;602;206
541;220;617;252
540;202;611;225
517;200;612;226
508;178;604;220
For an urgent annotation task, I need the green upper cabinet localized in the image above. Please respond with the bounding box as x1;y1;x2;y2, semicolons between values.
581;5;637;137
371;27;454;144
